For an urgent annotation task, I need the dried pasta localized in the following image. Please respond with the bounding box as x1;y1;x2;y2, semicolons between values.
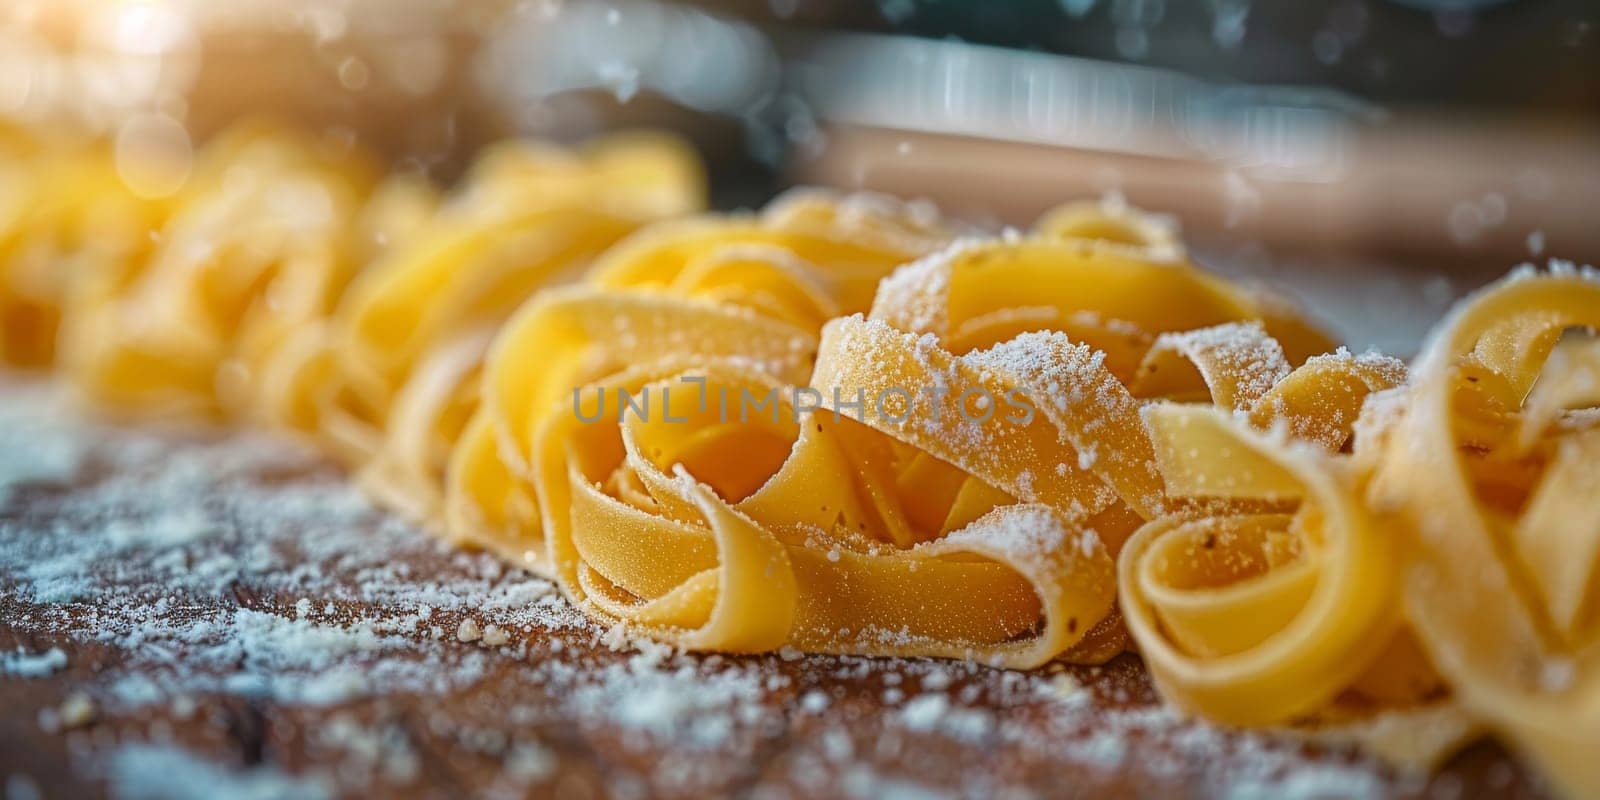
1122;267;1600;782
1364;269;1600;794
1;122;1598;796
0;126;167;369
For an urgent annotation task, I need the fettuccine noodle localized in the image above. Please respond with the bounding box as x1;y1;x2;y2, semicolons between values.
2;122;1597;796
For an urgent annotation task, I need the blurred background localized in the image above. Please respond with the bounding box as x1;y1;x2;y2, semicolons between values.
1;0;1597;352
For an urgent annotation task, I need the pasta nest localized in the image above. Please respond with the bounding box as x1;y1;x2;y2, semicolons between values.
2;121;1598;796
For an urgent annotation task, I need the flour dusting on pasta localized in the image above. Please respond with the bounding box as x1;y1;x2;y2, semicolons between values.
1;122;1597;796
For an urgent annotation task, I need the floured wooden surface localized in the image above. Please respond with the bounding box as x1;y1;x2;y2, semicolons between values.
0;380;1543;799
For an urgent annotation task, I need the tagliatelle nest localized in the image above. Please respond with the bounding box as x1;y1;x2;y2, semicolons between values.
1;121;1597;797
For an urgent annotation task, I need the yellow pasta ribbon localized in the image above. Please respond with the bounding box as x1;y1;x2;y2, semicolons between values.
1119;269;1600;786
446;197;1345;666
305;133;706;521
59;124;379;418
1365;269;1600;796
440;187;958;547
8;120;1600;795
0;131;167;369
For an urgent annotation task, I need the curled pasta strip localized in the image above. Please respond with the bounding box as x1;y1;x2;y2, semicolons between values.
850;222;1346;545
1121;428;1478;769
870;226;1333;379
363;184;966;531
1032;197;1184;261
332;134;703;421
446;287;818;554
1118;405;1427;723
443;191;958;552
243;171;441;438
325;134;705;519
534;364;1114;661
1365;269;1600;796
801;235;1395;664
1117;268;1600;784
57;125;380;418
1113;328;1471;768
584;188;955;316
0;131;166;369
447;196;1351;665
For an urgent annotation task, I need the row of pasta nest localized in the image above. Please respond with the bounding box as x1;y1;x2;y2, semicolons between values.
2;121;1598;797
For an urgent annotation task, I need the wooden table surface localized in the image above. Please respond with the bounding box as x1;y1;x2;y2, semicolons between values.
0;381;1545;799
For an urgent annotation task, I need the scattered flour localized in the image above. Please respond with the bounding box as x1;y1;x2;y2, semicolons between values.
0;380;1416;798
575;658;765;748
0;646;67;678
0;384;98;493
103;743;333;800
